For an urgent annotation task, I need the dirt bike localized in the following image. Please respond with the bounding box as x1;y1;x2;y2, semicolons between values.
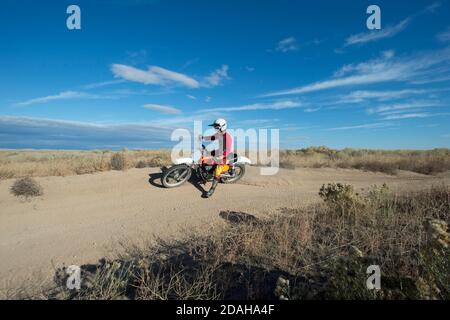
161;144;251;188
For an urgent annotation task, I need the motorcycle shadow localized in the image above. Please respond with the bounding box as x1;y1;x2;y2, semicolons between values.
148;171;207;195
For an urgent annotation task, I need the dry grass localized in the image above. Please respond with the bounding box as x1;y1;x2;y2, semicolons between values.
0;149;171;179
279;147;450;175
1;147;449;179
48;184;449;300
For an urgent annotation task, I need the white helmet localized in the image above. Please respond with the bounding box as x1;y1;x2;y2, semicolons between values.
209;118;227;132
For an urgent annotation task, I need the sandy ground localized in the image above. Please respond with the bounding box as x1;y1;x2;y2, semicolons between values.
1;166;449;291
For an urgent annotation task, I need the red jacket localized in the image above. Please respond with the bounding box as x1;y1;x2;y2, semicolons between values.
203;131;233;165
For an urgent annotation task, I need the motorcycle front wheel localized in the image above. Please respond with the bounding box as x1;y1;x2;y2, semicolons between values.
161;164;192;188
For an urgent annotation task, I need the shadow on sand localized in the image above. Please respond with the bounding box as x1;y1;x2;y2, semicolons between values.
148;169;207;196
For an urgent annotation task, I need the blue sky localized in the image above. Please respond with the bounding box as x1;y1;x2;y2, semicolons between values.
1;0;450;150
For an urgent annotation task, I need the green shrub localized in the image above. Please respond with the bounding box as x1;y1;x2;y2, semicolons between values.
319;183;363;215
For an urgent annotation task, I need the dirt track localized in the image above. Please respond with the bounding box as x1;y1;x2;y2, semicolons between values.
1;166;449;291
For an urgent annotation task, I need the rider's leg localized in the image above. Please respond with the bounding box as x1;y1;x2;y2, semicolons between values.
206;165;222;198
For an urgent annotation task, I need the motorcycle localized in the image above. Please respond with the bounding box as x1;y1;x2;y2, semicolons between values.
161;144;251;188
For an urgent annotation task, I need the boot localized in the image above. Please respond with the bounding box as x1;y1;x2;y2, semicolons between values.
205;179;219;198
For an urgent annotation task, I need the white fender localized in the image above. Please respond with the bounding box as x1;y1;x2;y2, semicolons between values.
236;156;251;164
174;157;194;165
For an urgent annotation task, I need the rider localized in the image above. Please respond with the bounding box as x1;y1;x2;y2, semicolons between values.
200;118;233;198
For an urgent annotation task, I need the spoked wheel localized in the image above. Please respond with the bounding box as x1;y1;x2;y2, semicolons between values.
221;164;245;184
161;164;192;188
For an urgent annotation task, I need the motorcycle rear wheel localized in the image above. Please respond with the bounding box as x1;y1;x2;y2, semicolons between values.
161;164;192;188
221;164;245;184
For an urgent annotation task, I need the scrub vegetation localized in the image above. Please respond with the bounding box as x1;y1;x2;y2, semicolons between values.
1;147;449;179
45;184;449;300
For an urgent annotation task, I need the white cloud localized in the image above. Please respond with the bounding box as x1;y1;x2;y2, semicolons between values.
262;47;450;97
381;112;450;120
304;107;321;113
276;37;299;52
381;113;429;120
436;26;450;42
199;100;302;113
345;18;411;46
112;63;231;89
336;89;431;104
84;79;126;89
202;65;230;87
424;2;442;13
15;91;111;106
411;74;450;85
344;3;440;47
150;66;199;88
111;64;199;88
186;94;197;100
143;104;182;114
367;101;441;114
326;122;394;131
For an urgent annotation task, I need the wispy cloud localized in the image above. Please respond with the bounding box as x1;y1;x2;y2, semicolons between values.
84;79;126;89
345;18;411;46
15;91;112;106
111;64;200;88
262;47;450;97
381;113;430;120
237;119;279;125
436;26;450;43
275;37;299;52
143;103;182;114
112;63;230;89
344;2;440;47
326;122;394;131
367;101;442;114
199;100;302;113
424;1;442;13
304;107;321;113
410;74;450;85
335;89;430;104
381;112;450;120
202;65;230;87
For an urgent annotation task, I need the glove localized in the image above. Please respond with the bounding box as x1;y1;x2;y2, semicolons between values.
198;134;203;141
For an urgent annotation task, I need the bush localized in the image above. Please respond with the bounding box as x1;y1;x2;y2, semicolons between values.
279;157;296;169
319;183;363;215
111;152;129;170
10;177;43;198
135;157;165;168
147;157;165;167
0;169;15;180
135;160;148;169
